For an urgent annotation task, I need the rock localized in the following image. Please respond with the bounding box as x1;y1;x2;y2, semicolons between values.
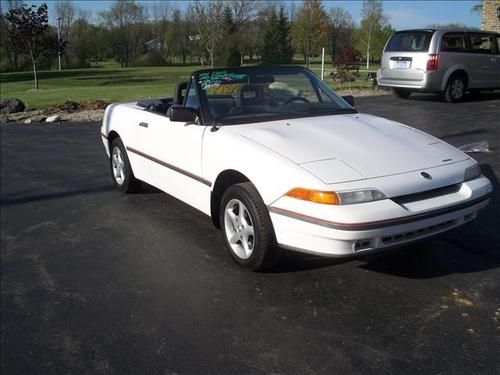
45;115;61;123
0;98;25;114
24;119;32;124
32;115;46;123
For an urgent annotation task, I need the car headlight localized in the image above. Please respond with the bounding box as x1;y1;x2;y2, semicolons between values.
337;189;387;205
464;164;481;181
285;188;386;205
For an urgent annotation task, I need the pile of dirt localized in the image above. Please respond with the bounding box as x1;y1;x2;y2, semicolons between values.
81;99;109;110
0;99;112;124
52;99;110;112
56;100;81;112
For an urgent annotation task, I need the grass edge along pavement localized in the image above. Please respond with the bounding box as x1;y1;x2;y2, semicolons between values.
0;63;378;110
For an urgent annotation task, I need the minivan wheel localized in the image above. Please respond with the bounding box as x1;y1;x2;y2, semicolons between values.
392;88;412;99
444;75;466;103
220;182;282;271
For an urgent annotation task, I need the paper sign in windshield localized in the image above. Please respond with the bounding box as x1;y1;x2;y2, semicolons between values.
199;71;247;89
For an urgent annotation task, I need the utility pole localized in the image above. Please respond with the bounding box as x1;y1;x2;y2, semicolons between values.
321;47;325;80
57;16;62;71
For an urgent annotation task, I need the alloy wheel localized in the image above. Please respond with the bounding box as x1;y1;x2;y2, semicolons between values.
112;146;125;185
224;199;255;259
451;79;464;100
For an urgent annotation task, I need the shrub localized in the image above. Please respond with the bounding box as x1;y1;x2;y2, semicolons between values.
333;47;362;85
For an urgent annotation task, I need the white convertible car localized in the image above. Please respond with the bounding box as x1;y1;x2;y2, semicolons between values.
101;66;492;270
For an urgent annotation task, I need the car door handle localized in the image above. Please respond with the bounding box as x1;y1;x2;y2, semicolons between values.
138;122;149;128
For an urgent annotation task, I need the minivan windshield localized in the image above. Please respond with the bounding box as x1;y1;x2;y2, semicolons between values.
385;31;433;52
194;66;356;125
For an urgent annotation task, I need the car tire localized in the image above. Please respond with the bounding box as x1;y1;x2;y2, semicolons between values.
220;182;282;271
110;138;141;193
444;74;466;103
392;88;412;99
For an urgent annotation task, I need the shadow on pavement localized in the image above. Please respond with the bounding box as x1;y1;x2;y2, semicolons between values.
359;241;500;279
0;185;115;207
410;90;500;103
439;128;489;142
266;251;354;273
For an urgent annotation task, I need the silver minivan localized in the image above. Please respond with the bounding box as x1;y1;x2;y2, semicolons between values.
377;29;500;102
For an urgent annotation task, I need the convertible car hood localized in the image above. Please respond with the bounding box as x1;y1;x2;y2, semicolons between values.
227;113;468;183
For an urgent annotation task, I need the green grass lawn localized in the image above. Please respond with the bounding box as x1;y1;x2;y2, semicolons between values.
0;62;376;109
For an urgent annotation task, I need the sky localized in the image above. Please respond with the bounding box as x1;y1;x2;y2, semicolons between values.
3;0;482;30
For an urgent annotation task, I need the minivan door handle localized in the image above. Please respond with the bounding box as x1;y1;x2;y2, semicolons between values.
138;122;149;128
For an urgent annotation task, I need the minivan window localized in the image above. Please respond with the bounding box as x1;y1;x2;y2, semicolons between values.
468;33;495;54
441;33;467;52
385;31;433;52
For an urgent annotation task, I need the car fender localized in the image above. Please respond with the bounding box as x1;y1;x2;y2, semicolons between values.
440;64;469;91
101;103;144;160
203;128;325;205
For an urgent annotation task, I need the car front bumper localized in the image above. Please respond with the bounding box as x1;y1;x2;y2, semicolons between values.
268;176;492;257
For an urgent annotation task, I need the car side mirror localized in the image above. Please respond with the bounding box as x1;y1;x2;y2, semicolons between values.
342;95;355;107
168;105;198;123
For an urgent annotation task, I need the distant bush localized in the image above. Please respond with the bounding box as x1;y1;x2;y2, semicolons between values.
332;47;362;84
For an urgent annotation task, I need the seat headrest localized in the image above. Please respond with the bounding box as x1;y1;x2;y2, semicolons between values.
236;84;264;106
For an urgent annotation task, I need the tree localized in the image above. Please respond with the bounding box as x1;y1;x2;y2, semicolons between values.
230;0;257;25
471;1;483;14
55;0;76;67
191;0;225;67
5;3;55;89
150;1;170;62
1;0;24;70
358;0;387;69
220;7;240;66
167;9;182;63
230;0;260;65
427;22;479;30
70;17;100;67
182;8;199;64
293;0;329;68
166;8;195;65
260;6;294;64
327;7;355;62
100;0;145;67
370;24;394;62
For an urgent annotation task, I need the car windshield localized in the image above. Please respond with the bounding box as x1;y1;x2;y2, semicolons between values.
194;66;356;125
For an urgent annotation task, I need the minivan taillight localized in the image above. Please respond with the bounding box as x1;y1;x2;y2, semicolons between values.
426;54;440;71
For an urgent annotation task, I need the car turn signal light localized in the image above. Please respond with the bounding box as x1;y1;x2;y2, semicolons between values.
286;188;340;205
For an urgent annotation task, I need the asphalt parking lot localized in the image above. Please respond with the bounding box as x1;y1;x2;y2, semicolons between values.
1;93;500;374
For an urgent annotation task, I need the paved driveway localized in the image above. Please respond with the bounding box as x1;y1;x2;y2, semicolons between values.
1;94;499;374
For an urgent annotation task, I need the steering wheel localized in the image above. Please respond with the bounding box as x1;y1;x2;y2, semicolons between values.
283;96;310;105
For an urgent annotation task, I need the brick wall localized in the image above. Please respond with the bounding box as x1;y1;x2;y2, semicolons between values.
481;0;500;32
